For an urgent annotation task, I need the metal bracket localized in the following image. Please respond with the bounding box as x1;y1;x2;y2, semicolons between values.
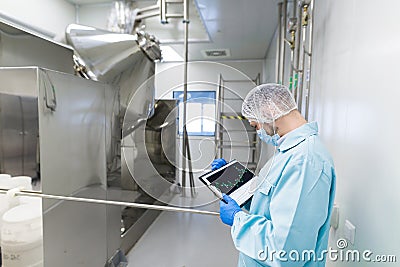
135;0;184;24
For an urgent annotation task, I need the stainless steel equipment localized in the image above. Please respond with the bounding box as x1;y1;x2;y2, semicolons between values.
0;18;176;265
0;90;39;180
66;24;177;255
0;18;74;74
0;67;116;266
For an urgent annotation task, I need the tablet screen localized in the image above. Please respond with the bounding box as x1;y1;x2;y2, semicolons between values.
202;161;254;194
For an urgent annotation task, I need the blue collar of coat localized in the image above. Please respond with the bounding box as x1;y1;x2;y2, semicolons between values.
277;121;319;152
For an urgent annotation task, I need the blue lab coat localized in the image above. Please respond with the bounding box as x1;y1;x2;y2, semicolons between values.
232;122;336;267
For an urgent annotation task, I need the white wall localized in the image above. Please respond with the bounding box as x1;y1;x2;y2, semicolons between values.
156;61;263;99
264;28;278;84
155;60;263;176
0;0;75;37
309;1;400;265
263;1;400;265
77;3;111;30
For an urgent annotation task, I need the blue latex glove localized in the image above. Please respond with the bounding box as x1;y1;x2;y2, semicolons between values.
211;158;227;170
220;194;241;226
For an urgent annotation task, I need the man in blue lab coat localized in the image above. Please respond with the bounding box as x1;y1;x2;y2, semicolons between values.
214;84;336;266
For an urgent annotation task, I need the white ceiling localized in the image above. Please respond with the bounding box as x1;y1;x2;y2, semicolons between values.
65;0;279;61
185;0;279;60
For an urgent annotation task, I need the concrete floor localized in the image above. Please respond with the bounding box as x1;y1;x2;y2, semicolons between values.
126;195;239;267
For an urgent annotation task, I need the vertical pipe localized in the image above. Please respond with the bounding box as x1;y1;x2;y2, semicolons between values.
215;74;222;158
289;48;295;89
181;0;189;197
299;2;311;114
160;0;167;24
298;26;306;113
75;4;80;24
219;79;225;158
293;0;302;102
288;1;297;92
183;0;195;197
279;0;287;85
185;128;195;197
305;0;314;121
297;3;308;112
275;2;282;84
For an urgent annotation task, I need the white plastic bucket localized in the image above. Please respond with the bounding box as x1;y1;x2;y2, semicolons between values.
0;180;20;209
1;175;34;209
0;175;37;244
1;203;43;267
0;174;12;182
18;197;41;206
11;176;32;191
0;174;13;242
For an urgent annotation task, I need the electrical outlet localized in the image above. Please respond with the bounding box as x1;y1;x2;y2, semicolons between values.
344;220;356;245
330;204;339;229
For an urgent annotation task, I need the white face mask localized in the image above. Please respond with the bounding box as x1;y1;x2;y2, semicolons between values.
257;127;280;146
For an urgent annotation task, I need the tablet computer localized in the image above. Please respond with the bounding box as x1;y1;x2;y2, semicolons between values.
199;160;254;207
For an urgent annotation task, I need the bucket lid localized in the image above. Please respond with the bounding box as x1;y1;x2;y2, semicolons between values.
2;203;42;223
11;176;32;190
0;174;12;180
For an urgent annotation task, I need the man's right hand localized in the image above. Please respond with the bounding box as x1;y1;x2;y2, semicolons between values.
211;158;227;170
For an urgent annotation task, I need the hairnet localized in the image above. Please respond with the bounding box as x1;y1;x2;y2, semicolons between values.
241;83;297;123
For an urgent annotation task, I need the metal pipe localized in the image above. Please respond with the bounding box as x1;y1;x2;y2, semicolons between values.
166;14;184;19
293;0;302;102
256;73;261;85
160;0;168;23
138;4;159;13
0;188;219;216
215;74;222;158
219;79;225;158
279;0;287;85
304;0;314;120
299;2;310;114
185;130;196;197
136;11;161;21
275;2;282;84
287;1;298;91
181;0;190;197
288;34;295;91
297;26;306;112
75;4;80;24
297;2;308;112
183;0;189;24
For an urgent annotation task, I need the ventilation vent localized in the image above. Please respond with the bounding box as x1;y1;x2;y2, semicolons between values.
201;49;231;58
